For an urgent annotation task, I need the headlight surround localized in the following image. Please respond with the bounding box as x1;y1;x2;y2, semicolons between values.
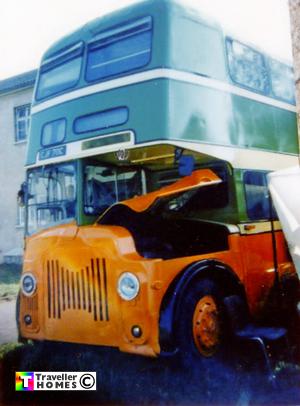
21;273;37;296
117;272;140;301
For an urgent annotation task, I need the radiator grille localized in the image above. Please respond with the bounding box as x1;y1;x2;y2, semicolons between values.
46;258;109;321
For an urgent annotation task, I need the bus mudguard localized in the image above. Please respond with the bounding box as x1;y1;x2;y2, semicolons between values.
159;259;244;354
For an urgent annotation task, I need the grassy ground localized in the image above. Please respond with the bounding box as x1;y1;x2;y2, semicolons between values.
0;264;21;300
0;342;299;405
0;343;21;361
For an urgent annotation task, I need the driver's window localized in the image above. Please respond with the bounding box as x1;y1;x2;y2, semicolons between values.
84;166;117;215
84;165;144;216
27;163;76;234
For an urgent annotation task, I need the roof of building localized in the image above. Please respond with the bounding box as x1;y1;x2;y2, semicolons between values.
0;69;37;96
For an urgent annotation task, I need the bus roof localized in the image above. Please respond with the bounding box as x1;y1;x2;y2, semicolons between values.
42;0;220;62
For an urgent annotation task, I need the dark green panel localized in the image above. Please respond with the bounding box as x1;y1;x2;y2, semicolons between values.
167;80;297;154
230;96;298;154
233;169;249;222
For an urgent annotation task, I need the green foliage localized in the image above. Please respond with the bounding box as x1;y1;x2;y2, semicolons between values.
0;343;22;360
0;264;21;299
0;264;21;284
0;283;19;299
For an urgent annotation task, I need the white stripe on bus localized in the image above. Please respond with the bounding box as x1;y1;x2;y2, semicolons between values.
31;68;296;115
238;221;282;235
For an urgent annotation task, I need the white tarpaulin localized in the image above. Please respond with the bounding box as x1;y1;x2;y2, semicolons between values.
268;166;300;279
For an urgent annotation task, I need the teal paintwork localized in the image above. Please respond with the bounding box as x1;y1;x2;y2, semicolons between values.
26;0;297;166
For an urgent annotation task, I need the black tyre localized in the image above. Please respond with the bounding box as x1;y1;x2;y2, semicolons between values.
15;291;22;342
175;278;249;404
16;291;29;344
176;278;228;365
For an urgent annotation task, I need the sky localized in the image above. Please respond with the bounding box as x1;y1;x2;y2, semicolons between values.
0;0;292;81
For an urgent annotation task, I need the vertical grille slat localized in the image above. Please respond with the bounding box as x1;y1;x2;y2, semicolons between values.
46;258;109;321
103;259;109;321
66;269;71;309
91;259;97;321
62;267;66;311
51;260;56;318
76;273;81;310
47;261;51;318
96;258;103;321
86;266;92;313
56;260;61;319
81;269;86;310
71;273;75;309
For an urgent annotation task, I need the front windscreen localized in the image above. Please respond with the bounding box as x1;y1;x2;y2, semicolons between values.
84;164;146;216
27;163;76;234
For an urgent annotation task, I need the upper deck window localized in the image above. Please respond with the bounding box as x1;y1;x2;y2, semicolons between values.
226;38;268;93
36;42;84;101
86;16;152;82
269;59;295;103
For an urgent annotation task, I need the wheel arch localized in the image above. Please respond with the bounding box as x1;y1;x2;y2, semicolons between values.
158;259;245;354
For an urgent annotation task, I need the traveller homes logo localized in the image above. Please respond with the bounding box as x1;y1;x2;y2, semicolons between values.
16;372;34;391
15;372;96;391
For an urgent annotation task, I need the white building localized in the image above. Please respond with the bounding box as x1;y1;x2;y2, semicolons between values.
0;70;37;264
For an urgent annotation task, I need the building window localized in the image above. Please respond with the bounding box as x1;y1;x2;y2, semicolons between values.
14;104;31;142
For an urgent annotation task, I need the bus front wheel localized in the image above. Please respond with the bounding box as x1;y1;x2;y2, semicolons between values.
176;278;227;364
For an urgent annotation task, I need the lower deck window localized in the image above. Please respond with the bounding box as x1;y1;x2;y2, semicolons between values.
27;163;76;234
244;170;277;220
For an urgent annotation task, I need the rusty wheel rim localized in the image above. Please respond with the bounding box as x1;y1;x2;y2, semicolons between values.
192;295;220;357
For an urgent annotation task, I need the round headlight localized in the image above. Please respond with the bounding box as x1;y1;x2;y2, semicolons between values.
117;272;140;301
21;273;37;296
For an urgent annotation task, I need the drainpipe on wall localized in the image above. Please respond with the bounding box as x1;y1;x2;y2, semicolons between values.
289;0;300;149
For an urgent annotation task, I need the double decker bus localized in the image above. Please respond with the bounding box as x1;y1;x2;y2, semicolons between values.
18;0;299;362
